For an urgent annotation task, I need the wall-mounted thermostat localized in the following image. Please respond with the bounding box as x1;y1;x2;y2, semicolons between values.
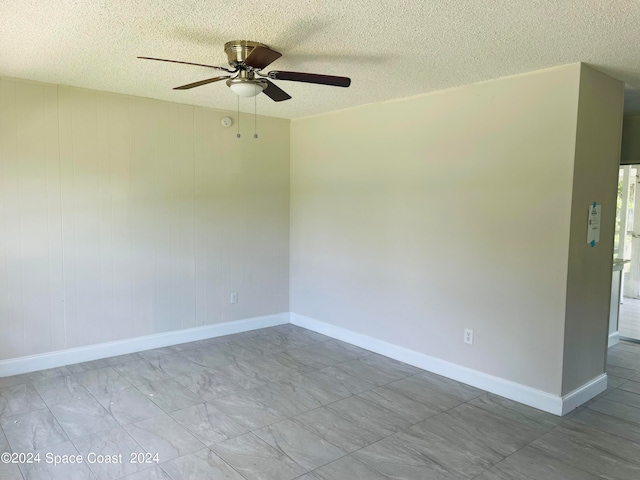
221;117;233;128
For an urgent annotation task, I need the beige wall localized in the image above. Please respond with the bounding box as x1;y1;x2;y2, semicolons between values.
291;64;587;395
0;77;290;360
562;65;624;395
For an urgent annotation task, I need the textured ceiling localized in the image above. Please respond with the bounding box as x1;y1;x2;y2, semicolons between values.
1;1;640;119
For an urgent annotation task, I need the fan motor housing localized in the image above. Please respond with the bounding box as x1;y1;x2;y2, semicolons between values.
224;40;267;67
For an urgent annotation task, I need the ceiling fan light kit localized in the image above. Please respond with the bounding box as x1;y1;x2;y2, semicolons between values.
138;40;351;102
226;78;266;97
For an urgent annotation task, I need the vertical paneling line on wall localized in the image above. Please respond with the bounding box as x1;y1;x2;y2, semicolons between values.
16;86;26;357
0;80;6;358
96;94;104;343
128;98;134;337
192;107;198;325
56;86;67;349
44;86;53;352
72;92;79;347
109;97;115;342
154;105;158;334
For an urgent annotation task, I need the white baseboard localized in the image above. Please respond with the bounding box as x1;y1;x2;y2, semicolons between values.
291;312;603;416
609;331;620;348
560;373;607;416
0;313;289;377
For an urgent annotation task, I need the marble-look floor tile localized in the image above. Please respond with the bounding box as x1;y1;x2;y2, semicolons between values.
333;354;421;386
237;355;308;383
532;421;640;479
137;379;204;412
385;375;473;412
268;352;323;376
124;413;204;462
19;440;97;480
619;379;640;394
273;348;336;371
166;341;201;353
604;387;640;408
443;403;548;456
73;366;132;396
74;427;149;480
143;354;205;378
286;340;372;370
0;375;29;388
31;374;82;402
261;329;328;349
249;382;322;418
206;391;286;429
408;411;511;467
466;394;560;435
353;431;471;480
211;433;306;480
359;386;439;424
169;402;247;446
476;445;601;480
0;382;46;418
233;336;289;356
291;407;383;453
160;448;245;480
178;347;236;370
606;364;639;379
174;369;243;401
66;359;110;374
608;351;640;370
137;347;175;361
97;387;164;425
570;407;640;444
211;363;268;390
295;474;320;480
0;428;10;453
0;462;22;480
121;465;172;480
325;395;412;439
588;397;640;425
33;376;119;439
254;419;346;471
413;371;484;402
1;408;68;452
194;335;236;349
284;368;375;406
26;366;72;382
112;360;172;386
311;455;392;480
104;353;142;366
305;339;372;363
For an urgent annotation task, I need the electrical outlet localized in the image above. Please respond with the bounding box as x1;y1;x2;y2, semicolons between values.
230;292;238;304
464;329;474;345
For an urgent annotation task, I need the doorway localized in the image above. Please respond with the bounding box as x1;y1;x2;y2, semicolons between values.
616;165;640;340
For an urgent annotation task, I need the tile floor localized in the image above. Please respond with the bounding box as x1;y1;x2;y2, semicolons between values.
0;324;640;479
620;296;640;340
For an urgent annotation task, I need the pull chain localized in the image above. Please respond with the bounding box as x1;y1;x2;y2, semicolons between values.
236;96;241;138
254;95;258;139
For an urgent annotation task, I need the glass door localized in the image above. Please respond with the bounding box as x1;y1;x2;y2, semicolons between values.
617;165;640;340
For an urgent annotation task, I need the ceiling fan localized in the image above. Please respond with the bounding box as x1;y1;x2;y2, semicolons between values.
139;40;351;102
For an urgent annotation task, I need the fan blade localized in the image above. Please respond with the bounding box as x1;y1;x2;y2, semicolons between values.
138;56;233;72
262;80;291;102
174;76;230;90
244;46;282;70
268;70;351;87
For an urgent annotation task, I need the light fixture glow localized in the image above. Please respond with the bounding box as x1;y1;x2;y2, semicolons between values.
229;81;265;97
